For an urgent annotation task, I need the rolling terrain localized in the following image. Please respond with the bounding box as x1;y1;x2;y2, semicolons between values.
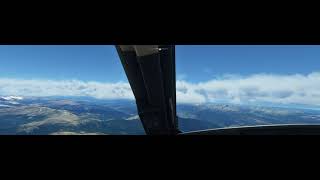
0;96;320;134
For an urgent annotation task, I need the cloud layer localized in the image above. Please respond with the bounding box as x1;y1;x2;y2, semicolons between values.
176;72;320;106
0;72;320;106
0;78;134;100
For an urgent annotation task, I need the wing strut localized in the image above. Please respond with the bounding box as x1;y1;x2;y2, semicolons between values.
116;45;179;135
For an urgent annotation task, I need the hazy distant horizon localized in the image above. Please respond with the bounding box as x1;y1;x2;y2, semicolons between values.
0;45;319;108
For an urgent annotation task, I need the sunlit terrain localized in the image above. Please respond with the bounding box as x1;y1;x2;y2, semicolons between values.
1;96;320;135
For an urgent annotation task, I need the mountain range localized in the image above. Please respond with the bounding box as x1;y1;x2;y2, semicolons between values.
0;96;320;135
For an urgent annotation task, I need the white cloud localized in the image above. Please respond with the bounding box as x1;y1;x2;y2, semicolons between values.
0;78;134;100
1;72;320;106
176;72;320;106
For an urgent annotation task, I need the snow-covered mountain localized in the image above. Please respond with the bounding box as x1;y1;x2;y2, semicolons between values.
0;96;24;106
0;96;24;101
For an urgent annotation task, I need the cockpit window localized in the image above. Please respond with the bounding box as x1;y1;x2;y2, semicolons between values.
1;45;320;135
176;45;320;132
0;45;144;135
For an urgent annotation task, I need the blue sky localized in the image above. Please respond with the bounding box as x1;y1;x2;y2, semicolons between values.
0;45;319;82
0;45;319;107
0;45;127;82
176;45;320;82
